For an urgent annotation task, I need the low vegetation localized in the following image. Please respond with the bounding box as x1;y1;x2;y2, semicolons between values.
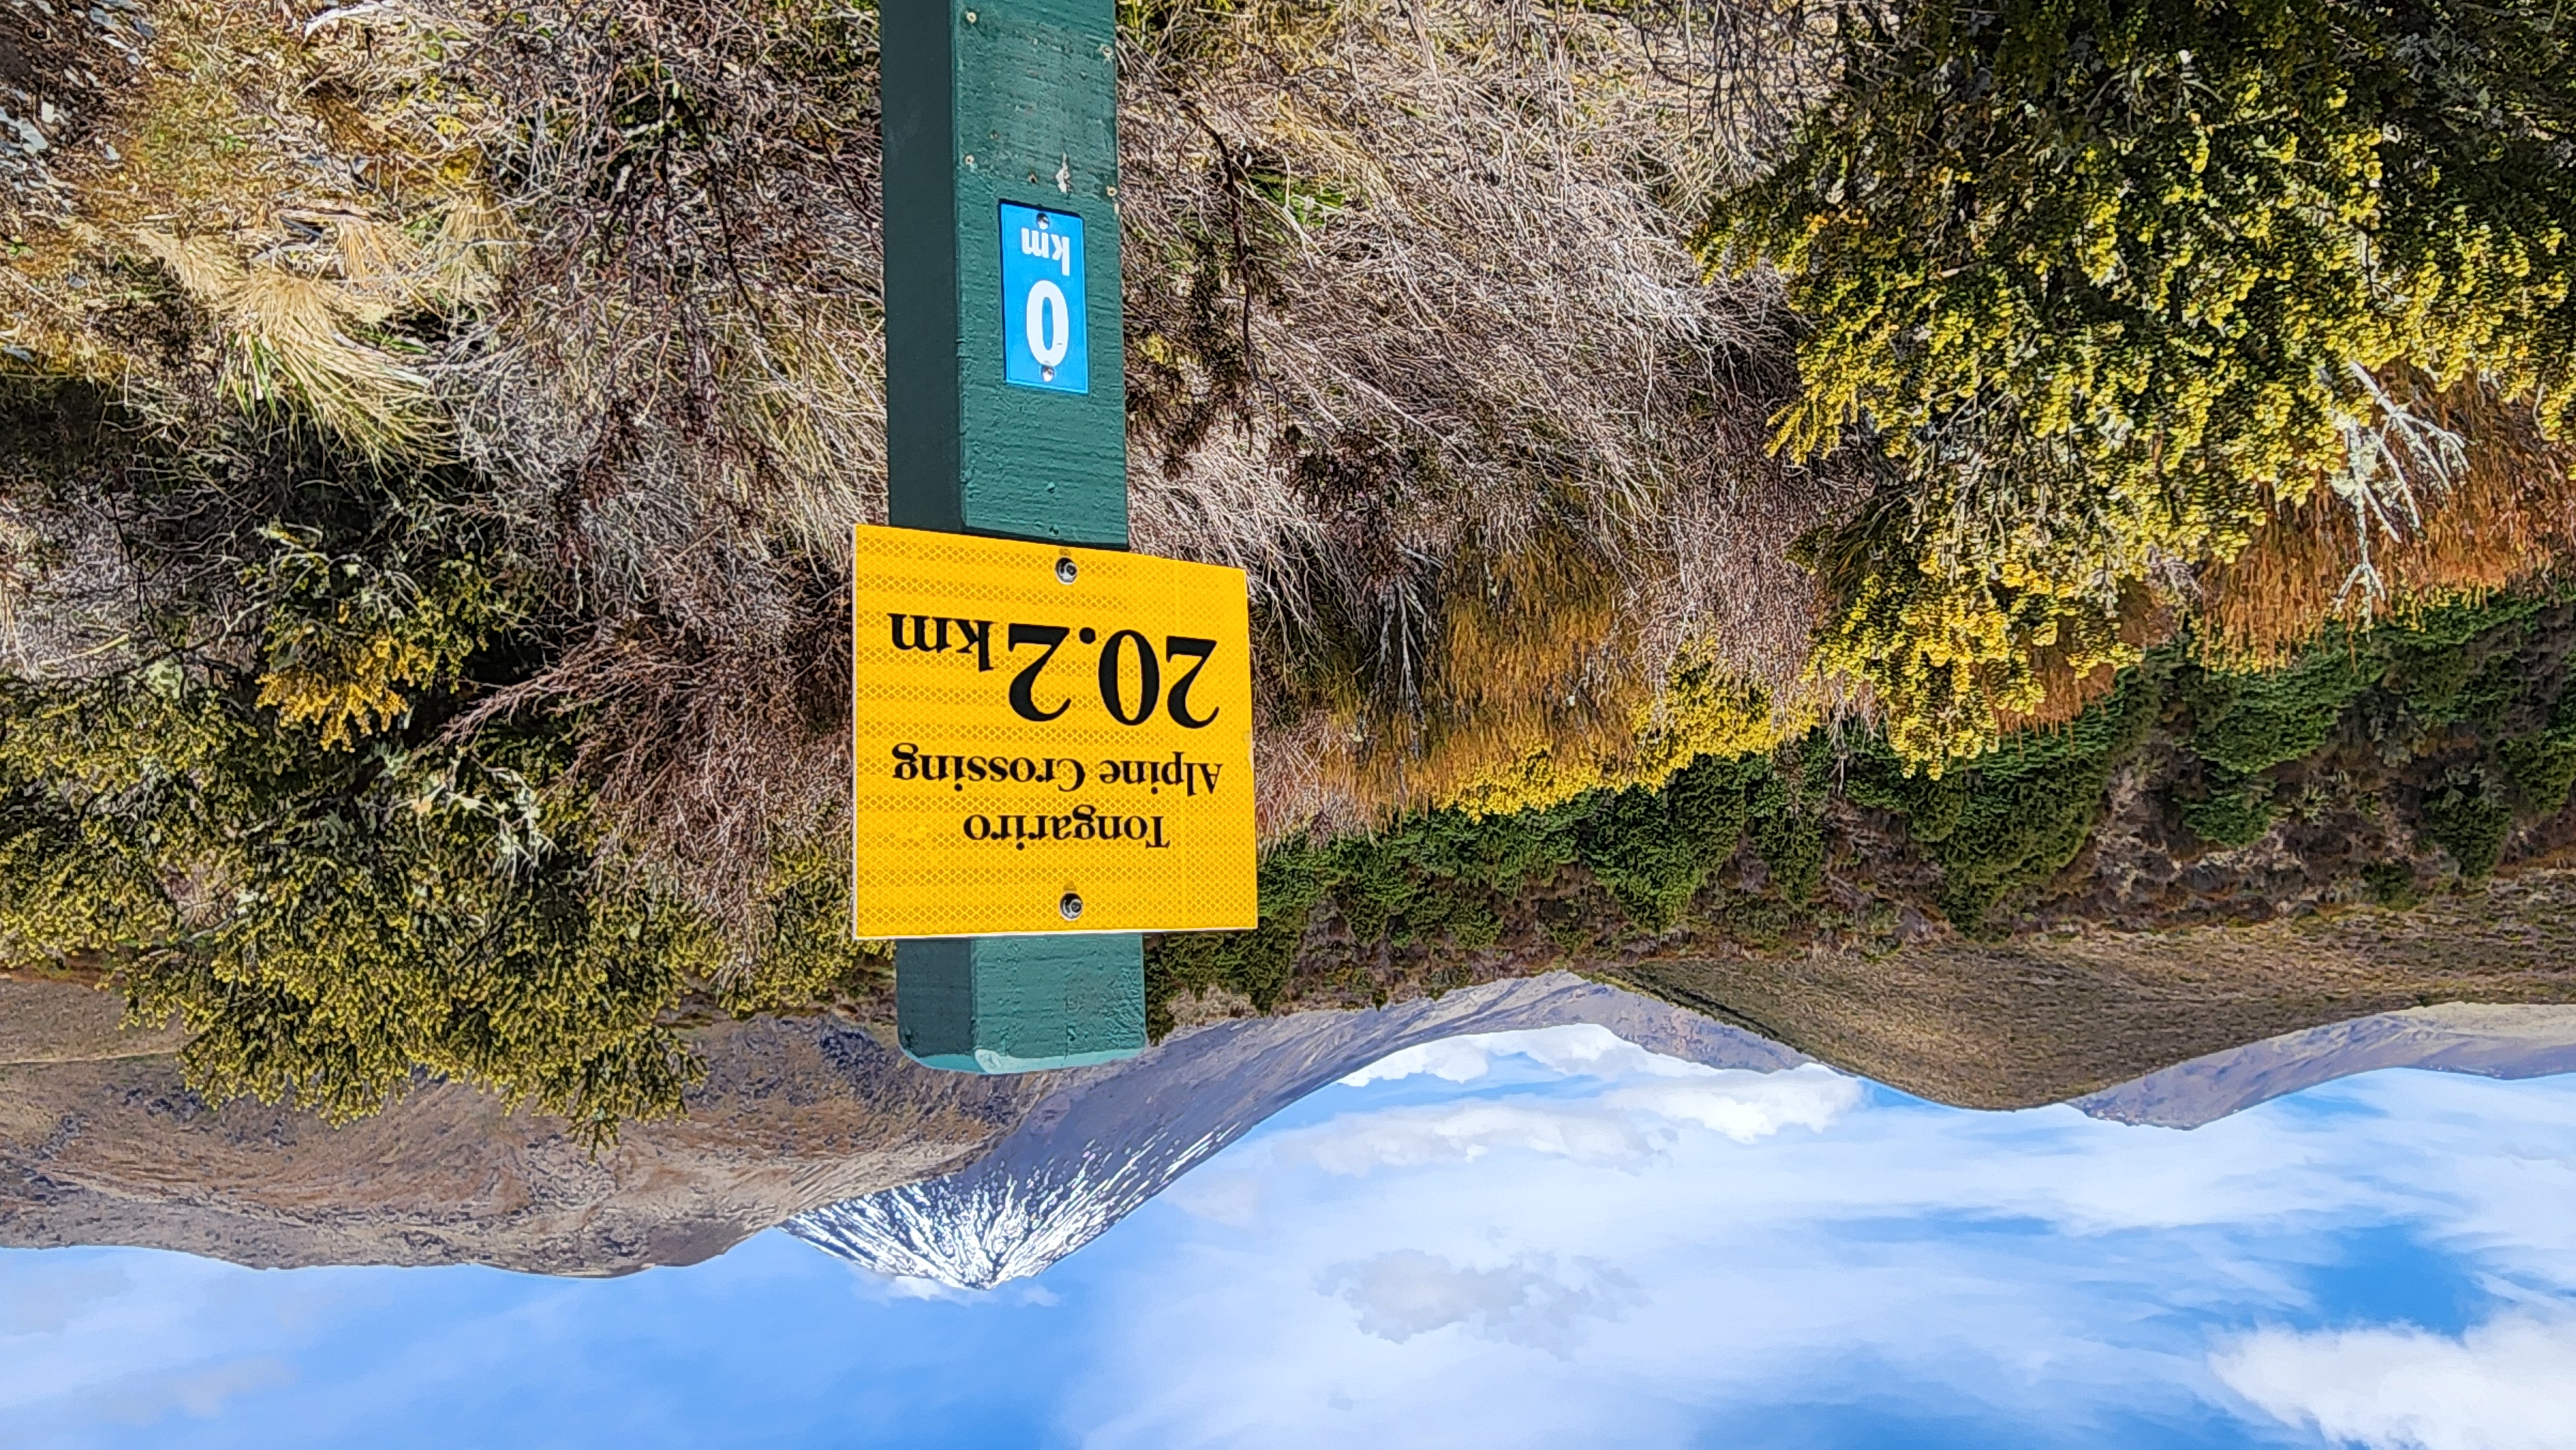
1151;599;2576;1031
1709;0;2576;769
2;0;2572;1128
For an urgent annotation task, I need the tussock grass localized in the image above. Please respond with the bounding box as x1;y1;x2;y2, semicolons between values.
1119;0;1856;831
424;0;883;931
14;0;1858;908
131;230;446;464
4;0;496;380
224;264;440;462
2202;377;2576;668
439;0;1853;901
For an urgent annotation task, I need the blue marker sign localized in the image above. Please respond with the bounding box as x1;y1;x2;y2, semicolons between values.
999;202;1088;394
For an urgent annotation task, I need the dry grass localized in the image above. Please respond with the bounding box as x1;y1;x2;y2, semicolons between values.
132;230;447;463
3;1;495;383
452;574;854;941
1607;868;2576;1108
9;0;1866;913
418;0;883;928
1118;0;1856;832
435;0;1853;887
446;0;884;565
2200;377;2576;666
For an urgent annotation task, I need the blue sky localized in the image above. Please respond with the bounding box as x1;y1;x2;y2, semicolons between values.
5;1028;2574;1450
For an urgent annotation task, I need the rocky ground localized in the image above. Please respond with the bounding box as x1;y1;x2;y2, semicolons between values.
0;977;1039;1274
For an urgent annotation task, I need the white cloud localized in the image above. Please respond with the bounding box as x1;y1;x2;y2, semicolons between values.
99;1357;296;1427
1281;1062;1861;1178
1067;1062;2576;1450
0;1263;128;1337
0;1249;350;1445
1170;1168;1266;1226
1275;1100;1660;1175
876;1273;974;1302
1318;1251;1642;1357
1604;1062;1862;1142
2213;1310;2576;1450
1339;1037;1502;1086
1336;1024;1704;1088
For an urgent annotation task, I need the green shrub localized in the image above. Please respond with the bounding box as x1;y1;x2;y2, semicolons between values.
2362;859;2423;909
715;829;893;1017
0;670;710;1143
1580;754;1761;928
247;522;523;748
2497;728;2576;818
2185;647;2381;778
2491;670;2576;819
1745;763;1825;907
1709;0;2576;771
2422;766;2515;879
1146;840;1349;1033
2181;782;2280;850
2372;598;2550;729
1849;665;2163;931
2176;623;2418;849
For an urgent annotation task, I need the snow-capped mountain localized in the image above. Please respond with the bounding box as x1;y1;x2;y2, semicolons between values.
786;972;1806;1288
793;980;2576;1290
2072;1002;2576;1127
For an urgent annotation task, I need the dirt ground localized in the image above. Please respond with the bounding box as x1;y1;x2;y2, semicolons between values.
1602;869;2576;1107
0;976;187;1066
0;987;1036;1274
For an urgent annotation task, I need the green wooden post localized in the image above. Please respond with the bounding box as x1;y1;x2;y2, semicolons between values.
881;0;1144;1073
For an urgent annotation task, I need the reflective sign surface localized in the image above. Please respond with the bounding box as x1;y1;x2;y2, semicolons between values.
852;524;1256;937
998;202;1089;393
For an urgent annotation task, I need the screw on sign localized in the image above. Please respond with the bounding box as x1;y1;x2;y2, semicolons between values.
851;524;1256;941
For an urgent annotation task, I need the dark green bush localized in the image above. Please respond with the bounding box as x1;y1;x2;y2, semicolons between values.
2185;648;2379;780
2374;598;2548;730
2362;859;2424;909
2422;767;2515;879
1581;754;1760;928
1850;666;2162;932
1157;600;2576;1032
0;670;710;1142
1745;766;1825;906
2181;781;2279;850
2497;728;2576;818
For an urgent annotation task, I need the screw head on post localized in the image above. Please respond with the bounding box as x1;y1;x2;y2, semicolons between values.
1059;892;1084;921
1054;557;1078;585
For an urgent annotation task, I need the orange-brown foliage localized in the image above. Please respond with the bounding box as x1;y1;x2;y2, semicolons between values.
1286;527;1654;824
2201;382;2576;666
1994;585;2177;731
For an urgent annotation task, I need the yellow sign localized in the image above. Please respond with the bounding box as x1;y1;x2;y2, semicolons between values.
851;524;1257;938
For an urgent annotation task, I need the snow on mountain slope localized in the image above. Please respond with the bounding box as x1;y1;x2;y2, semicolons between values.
794;982;2576;1289
2072;1003;2576;1128
788;972;1804;1288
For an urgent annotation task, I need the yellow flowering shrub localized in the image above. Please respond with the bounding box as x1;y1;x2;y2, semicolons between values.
248;522;516;747
1438;657;1796;816
1710;0;2576;771
0;671;707;1144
